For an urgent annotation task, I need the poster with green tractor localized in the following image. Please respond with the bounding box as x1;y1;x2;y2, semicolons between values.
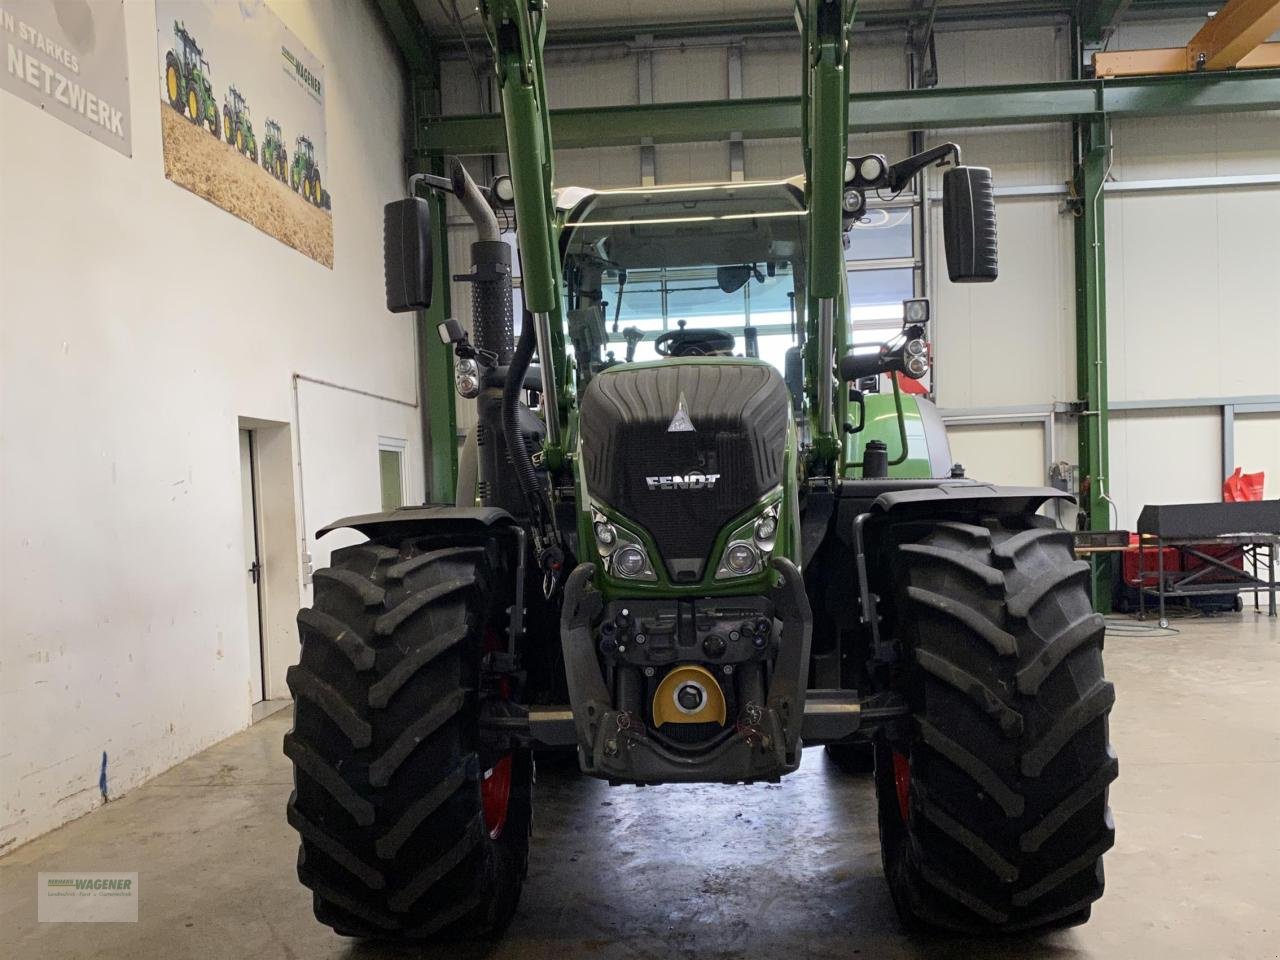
155;1;332;267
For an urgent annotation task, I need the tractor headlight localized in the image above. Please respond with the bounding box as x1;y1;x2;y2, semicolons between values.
455;358;480;398
724;542;759;576
715;492;782;580
613;545;649;579
589;504;657;581
904;354;928;378
903;298;930;324
905;337;926;357
754;514;777;542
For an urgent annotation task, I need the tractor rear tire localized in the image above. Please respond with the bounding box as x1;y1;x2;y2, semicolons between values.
165;55;184;111
876;517;1116;934
284;535;531;941
224;108;234;145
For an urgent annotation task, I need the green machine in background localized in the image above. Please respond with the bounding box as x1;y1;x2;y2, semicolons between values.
282;0;1116;944
164;21;219;138
222;85;257;163
261;119;288;182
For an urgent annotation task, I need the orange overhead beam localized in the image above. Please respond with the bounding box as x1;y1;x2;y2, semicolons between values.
1094;40;1280;77
1188;0;1280;70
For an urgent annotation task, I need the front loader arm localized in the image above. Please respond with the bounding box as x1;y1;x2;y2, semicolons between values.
480;0;569;462
801;0;856;470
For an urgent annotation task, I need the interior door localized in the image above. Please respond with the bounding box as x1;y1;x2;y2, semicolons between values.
239;429;266;703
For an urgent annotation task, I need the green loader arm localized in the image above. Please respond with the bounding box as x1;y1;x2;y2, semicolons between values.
478;0;859;472
479;0;570;464
802;0;857;470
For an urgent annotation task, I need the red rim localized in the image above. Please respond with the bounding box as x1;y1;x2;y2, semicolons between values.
481;755;512;839
480;626;513;840
892;750;911;824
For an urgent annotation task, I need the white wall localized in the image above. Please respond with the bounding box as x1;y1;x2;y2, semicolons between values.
1235;413;1280;500
0;0;419;850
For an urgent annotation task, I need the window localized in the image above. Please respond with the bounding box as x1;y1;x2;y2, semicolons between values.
378;438;407;510
847;207;914;261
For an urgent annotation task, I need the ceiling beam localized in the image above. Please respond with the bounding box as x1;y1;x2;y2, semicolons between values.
1079;0;1133;43
418;69;1280;154
1096;40;1280;75
1187;0;1280;70
374;0;437;73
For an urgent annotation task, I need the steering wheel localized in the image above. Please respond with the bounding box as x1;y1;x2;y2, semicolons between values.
654;320;736;357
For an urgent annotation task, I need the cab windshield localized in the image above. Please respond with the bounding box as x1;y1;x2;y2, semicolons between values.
561;181;806;370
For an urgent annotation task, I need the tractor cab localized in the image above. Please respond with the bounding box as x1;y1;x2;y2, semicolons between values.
295;136;315;162
265;119;282;141
227;85;249;116
174;22;206;75
556;176;952;479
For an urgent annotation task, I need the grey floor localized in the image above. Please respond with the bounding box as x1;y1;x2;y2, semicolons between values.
4;612;1277;960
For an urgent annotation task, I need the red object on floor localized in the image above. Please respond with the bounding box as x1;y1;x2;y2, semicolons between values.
1122;534;1181;587
1224;468;1265;502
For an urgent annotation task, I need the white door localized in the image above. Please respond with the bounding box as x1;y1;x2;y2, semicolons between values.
239;430;266;703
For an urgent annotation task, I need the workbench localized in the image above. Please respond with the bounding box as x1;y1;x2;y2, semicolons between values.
1135;501;1279;628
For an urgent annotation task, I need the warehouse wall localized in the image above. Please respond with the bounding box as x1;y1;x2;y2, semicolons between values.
0;0;417;850
438;16;1279;523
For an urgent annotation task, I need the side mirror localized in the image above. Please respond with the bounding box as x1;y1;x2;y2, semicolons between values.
716;265;752;294
942;166;998;283
383;197;433;312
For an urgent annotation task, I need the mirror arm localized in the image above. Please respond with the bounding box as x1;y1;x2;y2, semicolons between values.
886;141;961;194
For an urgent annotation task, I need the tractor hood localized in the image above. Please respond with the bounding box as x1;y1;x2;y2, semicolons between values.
578;358;791;582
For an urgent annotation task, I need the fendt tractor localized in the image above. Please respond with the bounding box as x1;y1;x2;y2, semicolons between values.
164;21;219;138
284;0;1116;942
290;135;324;207
223;85;258;163
262;119;288;183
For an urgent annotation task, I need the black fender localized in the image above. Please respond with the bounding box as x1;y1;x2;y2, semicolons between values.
316;505;515;542
871;482;1072;519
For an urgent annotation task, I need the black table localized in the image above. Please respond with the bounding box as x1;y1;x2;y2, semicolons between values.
1136;501;1279;628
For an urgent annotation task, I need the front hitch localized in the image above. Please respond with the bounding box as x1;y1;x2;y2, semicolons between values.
557;558;813;784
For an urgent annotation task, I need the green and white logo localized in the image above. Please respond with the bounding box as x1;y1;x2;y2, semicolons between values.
38;872;138;922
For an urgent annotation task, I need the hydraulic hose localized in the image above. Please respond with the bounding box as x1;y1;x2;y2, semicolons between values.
504;313;543;519
504;310;563;583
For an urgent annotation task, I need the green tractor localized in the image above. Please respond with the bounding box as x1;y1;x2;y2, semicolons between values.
262;118;288;182
284;0;1115;943
290;135;323;206
164;21;219;138
222;85;257;163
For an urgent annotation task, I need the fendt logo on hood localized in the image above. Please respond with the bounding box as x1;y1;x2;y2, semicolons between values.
645;471;720;491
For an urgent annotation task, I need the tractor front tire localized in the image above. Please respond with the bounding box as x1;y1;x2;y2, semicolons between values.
876;517;1116;934
284;536;531;940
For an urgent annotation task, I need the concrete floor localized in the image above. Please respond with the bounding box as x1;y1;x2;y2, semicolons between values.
3;612;1277;960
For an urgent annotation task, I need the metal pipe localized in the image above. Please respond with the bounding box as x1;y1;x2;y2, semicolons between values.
818;297;835;436
449;158;500;242
533;311;562;448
